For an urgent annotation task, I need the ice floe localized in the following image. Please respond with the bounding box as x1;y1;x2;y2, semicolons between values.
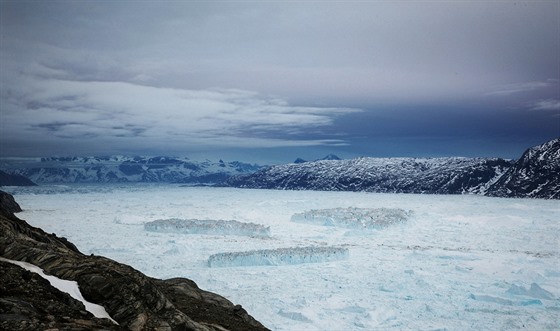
144;218;270;237
291;207;410;229
207;246;349;267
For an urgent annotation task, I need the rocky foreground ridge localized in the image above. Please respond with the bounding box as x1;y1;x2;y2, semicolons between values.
224;138;560;199
0;191;269;331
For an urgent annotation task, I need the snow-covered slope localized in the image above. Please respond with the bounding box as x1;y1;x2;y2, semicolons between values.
2;156;262;184
225;157;512;195
486;138;560;199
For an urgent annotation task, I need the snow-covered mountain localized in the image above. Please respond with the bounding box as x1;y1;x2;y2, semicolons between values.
486;138;560;199
1;156;262;184
224;157;513;195
225;139;560;199
3;139;558;198
292;154;341;164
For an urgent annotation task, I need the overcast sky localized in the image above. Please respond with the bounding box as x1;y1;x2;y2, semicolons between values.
1;1;558;163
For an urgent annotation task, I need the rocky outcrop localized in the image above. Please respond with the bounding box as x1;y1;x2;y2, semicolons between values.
486;138;560;199
0;170;36;187
0;260;119;330
0;190;23;215
0;191;269;331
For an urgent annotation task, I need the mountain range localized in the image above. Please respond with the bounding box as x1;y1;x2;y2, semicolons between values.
1;138;558;199
0;156;261;184
224;138;559;199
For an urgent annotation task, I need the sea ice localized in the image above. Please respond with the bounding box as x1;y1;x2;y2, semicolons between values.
469;293;542;306
207;246;349;267
291;207;410;229
144;218;270;237
506;283;555;300
8;185;560;331
277;309;312;322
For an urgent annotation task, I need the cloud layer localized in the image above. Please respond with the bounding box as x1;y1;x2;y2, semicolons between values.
1;1;558;160
2;70;358;155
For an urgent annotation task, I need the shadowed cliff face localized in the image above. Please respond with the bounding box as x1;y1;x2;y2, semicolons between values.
0;191;269;331
0;190;23;215
0;170;37;187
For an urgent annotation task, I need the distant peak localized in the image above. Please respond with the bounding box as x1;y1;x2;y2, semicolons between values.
293;158;307;164
319;154;341;161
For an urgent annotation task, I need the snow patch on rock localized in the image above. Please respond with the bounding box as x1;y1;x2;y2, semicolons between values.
0;257;118;324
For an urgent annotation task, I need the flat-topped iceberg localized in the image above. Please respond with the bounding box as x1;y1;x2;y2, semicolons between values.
144;218;270;237
208;246;349;267
291;207;410;229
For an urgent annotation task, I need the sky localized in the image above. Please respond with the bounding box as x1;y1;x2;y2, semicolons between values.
1;1;559;164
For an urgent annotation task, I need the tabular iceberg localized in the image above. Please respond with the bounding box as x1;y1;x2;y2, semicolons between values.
208;246;349;267
144;218;270;237
291;207;410;229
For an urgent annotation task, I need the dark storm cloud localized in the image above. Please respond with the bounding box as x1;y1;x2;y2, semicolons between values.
0;1;558;161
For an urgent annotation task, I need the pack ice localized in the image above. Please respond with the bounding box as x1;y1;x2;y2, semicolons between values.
9;185;560;331
144;218;270;237
208;246;349;267
291;207;410;229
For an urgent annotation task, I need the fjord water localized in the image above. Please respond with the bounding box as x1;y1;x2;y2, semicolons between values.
8;184;559;330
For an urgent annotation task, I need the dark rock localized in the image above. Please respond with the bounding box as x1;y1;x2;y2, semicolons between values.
0;190;23;215
0;192;269;331
154;278;266;331
0;261;120;330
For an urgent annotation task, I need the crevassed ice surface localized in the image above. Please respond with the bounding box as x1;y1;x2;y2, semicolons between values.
8;184;560;330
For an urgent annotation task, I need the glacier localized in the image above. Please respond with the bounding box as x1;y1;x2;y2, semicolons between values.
6;184;560;331
145;218;270;237
291;207;410;229
207;246;349;267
